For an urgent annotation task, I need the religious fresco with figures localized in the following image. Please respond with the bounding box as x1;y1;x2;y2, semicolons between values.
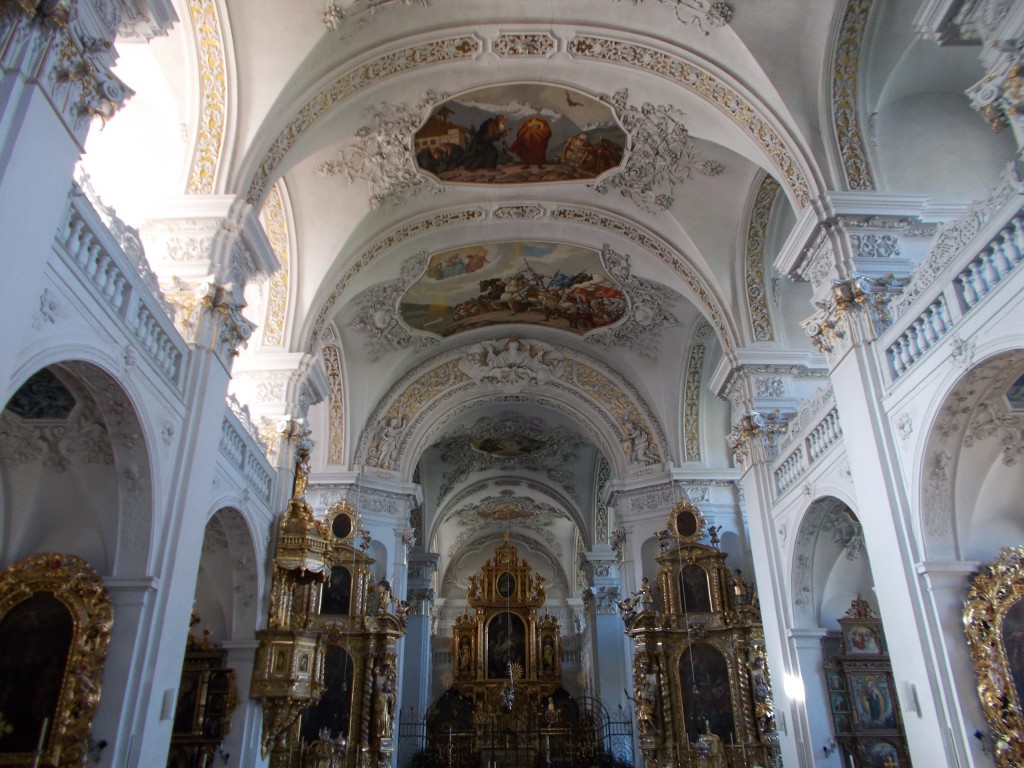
413;84;627;184
398;241;628;337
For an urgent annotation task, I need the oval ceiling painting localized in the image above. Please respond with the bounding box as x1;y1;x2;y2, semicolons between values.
414;84;627;184
399;242;628;337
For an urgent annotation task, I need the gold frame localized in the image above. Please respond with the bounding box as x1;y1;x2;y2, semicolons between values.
964;546;1024;767
0;552;113;767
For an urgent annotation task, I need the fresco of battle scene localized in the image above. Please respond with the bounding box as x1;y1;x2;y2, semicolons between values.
399;242;628;337
413;84;627;184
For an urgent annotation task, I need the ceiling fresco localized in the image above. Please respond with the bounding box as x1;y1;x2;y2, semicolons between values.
413;84;627;185
398;241;628;338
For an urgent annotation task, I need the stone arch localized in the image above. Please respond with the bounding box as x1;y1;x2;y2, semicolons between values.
195;506;262;641
918;348;1024;562
0;359;154;579
354;337;669;480
790;495;872;629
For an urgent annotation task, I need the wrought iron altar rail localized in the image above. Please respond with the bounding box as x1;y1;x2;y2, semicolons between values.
882;185;1024;381
55;182;186;388
772;387;842;497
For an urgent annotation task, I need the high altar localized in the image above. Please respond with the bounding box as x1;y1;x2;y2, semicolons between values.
426;533;610;768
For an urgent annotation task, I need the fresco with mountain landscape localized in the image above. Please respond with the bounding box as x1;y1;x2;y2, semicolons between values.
399;242;628;337
414;84;627;184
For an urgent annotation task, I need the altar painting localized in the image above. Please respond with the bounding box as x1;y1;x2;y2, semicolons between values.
414;84;626;185
399;241;627;337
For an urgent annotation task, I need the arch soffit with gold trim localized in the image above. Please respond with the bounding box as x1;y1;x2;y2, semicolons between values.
299;201;741;355
232;26;822;211
353;339;671;481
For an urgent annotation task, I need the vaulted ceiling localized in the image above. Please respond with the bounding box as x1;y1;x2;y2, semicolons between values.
82;0;1008;605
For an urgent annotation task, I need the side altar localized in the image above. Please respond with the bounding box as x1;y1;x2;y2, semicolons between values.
620;500;781;768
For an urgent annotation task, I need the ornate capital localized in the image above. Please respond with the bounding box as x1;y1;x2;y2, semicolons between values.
727;411;787;471
801;275;897;365
165;278;255;362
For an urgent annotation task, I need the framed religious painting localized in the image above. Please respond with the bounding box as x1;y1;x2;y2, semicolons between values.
965;546;1024;766
0;552;112;767
848;671;898;731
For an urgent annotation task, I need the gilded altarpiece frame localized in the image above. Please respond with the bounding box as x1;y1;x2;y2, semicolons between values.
0;552;113;768
621;501;780;768
965;546;1024;767
252;464;406;768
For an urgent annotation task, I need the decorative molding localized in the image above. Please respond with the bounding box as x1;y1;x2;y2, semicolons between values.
358;337;667;472
492;32;557;57
349;251;440;361
306;204;733;353
892;180;1019;318
593;89;724;213
458;338;566;389
831;0;876;191
568;35;811;208
683;342;705;461
320;333;345;465
259;181;290;346
33;287;63;330
317;95;447;208
745;174;780;341
186;0;227;194
596;456;611;542
246;35;481;204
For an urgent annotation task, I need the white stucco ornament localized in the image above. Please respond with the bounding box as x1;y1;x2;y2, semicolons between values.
458;338;565;389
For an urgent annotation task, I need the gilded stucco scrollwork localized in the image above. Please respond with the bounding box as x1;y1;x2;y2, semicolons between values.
568;35;811;208
0;553;113;768
683;341;705;461
831;0;875;191
319;329;345;465
745;174;780;342
186;0;227;194
258;181;290;347
964;547;1024;767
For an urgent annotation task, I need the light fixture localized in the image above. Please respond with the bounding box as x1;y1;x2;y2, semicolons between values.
822;738;836;757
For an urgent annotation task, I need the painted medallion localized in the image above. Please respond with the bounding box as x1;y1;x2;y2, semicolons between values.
399;241;628;337
414;84;627;184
